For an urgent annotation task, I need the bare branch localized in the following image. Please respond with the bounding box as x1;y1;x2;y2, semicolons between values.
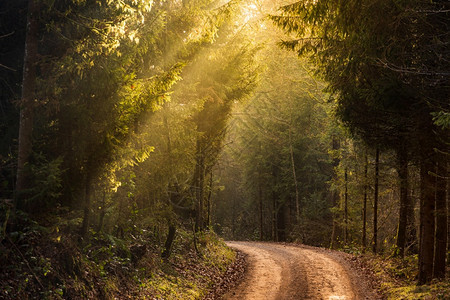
0;31;14;39
376;59;450;77
0;63;16;72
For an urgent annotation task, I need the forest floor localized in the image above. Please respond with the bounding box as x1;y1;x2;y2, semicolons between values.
223;241;381;299
359;253;450;299
1;221;448;299
0;215;245;299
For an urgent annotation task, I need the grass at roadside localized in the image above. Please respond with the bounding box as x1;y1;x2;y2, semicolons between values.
0;217;239;299
359;253;449;299
138;231;237;299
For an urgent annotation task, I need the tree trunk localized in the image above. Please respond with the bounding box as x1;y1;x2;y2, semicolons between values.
259;179;263;240
330;137;340;249
272;165;279;241
418;155;436;284
330;190;339;249
162;223;176;259
15;0;39;212
232;195;236;239
289;127;300;221
194;139;205;231
447;165;450;266
277;201;287;242
206;171;213;228
362;154;368;253
433;158;447;279
80;171;92;238
372;148;380;253
406;183;418;254
344;168;348;245
395;144;409;257
272;189;277;241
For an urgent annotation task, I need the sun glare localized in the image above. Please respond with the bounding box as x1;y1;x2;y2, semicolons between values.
242;3;259;23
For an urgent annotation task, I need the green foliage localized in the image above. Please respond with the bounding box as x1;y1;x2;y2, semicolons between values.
26;153;63;210
13;0;251;237
270;1;448;282
432;111;450;129
214;30;334;243
362;254;450;299
271;0;449;154
1;215;236;298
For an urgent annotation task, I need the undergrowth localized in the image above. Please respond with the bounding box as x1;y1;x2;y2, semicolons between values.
360;253;449;300
0;213;236;299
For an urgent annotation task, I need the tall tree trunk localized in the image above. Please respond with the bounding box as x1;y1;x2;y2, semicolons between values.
447;165;450;266
362;154;368;253
406;177;418;254
206;171;213;228
232;196;236;239
330;190;339;249
162;223;176;259
259;178;263;241
372;148;380;253
406;198;418;254
194;139;205;231
395;144;409;257
15;0;39;212
330;137;340;249
81;170;92;238
272;189;277;241
418;155;436;284
272;165;279;241
289;127;300;221
277;201;287;242
433;158;447;279
344;168;348;245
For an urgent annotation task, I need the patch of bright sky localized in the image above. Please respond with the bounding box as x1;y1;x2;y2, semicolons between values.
242;2;259;24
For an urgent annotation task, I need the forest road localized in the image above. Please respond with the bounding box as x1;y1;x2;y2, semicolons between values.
224;241;380;300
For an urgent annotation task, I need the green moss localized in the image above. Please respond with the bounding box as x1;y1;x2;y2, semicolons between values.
201;231;236;271
141;274;202;300
133;230;237;299
361;254;450;300
0;224;236;299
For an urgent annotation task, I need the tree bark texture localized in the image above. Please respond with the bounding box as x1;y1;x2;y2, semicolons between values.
194;139;205;231
289;127;300;221
81;171;92;238
162;224;177;259
395;145;409;257
259;179;263;240
447;166;450;266
418;156;436;284
433;159;447;279
330;137;340;249
447;164;450;266
344;168;348;245
362;154;368;253
277;200;287;242
15;0;39;211
272;189;277;242
372;148;379;254
406;191;418;255
206;171;213;228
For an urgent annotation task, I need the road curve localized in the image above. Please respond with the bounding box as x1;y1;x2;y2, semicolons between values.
224;241;379;300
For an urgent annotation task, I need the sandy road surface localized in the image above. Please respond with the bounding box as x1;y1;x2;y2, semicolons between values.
224;241;379;300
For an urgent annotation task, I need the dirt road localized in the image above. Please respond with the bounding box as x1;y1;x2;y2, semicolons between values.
224;241;380;300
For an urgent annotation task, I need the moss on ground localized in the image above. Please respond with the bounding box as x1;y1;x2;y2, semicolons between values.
0;222;237;299
138;231;236;299
360;253;449;300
